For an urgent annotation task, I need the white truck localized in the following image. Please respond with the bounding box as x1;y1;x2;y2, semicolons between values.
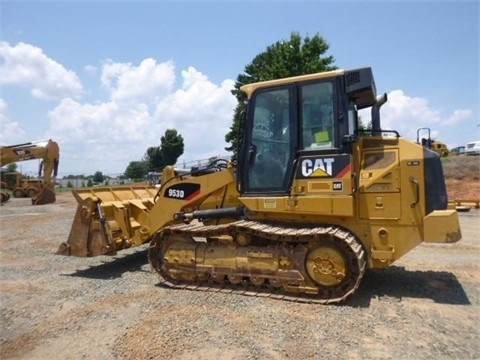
465;140;480;155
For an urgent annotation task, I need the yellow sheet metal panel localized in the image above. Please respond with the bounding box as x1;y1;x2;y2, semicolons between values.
423;210;462;243
358;193;401;220
240;69;345;98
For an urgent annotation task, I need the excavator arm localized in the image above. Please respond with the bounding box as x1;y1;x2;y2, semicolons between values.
0;139;60;204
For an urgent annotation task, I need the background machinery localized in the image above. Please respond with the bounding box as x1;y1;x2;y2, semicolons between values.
0;139;60;204
450;146;465;156
416;127;449;157
1;171;43;199
58;68;461;303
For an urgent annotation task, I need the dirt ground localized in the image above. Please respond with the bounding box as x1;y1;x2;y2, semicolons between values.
0;176;479;359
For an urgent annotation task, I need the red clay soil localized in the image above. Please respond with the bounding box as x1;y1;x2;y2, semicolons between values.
443;156;479;202
446;178;480;202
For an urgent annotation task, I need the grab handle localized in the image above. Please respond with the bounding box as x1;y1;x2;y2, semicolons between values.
409;176;420;208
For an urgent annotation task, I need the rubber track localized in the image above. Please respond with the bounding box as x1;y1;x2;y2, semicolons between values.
150;220;366;304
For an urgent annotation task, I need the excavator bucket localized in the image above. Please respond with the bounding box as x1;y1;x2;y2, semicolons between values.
0;191;11;203
57;186;158;257
32;188;56;205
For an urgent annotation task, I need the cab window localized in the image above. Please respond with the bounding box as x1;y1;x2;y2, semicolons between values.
301;82;334;150
247;88;292;191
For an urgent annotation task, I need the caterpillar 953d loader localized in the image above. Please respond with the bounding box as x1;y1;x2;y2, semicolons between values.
58;68;461;303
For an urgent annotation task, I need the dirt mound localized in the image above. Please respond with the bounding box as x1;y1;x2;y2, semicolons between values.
443;156;480;201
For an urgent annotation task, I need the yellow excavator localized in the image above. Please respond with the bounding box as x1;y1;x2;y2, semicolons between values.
58;68;461;303
0;139;60;204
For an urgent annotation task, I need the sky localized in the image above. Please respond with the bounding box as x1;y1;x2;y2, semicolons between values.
1;0;479;178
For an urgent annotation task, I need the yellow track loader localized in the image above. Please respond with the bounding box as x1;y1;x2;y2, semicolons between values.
58;68;461;303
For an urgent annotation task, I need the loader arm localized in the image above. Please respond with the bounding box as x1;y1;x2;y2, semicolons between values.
58;163;240;257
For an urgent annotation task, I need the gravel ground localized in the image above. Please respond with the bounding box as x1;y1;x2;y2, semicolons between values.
0;193;479;360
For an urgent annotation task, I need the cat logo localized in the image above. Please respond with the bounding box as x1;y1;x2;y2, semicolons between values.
14;150;28;156
296;154;351;179
333;181;343;191
301;158;334;177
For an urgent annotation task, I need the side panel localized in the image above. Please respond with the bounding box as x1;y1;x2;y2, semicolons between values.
240;153;354;217
424;210;462;243
291;153;354;216
358;149;401;219
350;137;461;268
351;137;424;267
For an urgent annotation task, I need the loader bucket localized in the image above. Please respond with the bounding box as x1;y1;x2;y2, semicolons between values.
32;188;56;205
57;197;99;256
57;186;158;257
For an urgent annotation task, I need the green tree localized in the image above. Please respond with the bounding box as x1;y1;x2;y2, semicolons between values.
92;171;105;184
144;146;163;172
161;129;184;166
125;161;148;179
357;115;372;132
208;156;218;163
143;129;185;171
7;163;17;172
225;32;337;154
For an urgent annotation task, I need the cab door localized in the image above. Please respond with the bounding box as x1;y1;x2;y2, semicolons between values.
239;86;295;195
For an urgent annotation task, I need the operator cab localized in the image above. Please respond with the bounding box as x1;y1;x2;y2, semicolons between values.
239;67;377;195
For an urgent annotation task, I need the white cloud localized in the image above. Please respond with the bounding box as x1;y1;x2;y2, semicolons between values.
15;41;473;176
0;42;83;100
45;60;236;175
154;67;236;163
381;90;441;127
361;89;473;142
0;99;26;144
181;66;208;90
101;58;175;104
446;109;472;125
